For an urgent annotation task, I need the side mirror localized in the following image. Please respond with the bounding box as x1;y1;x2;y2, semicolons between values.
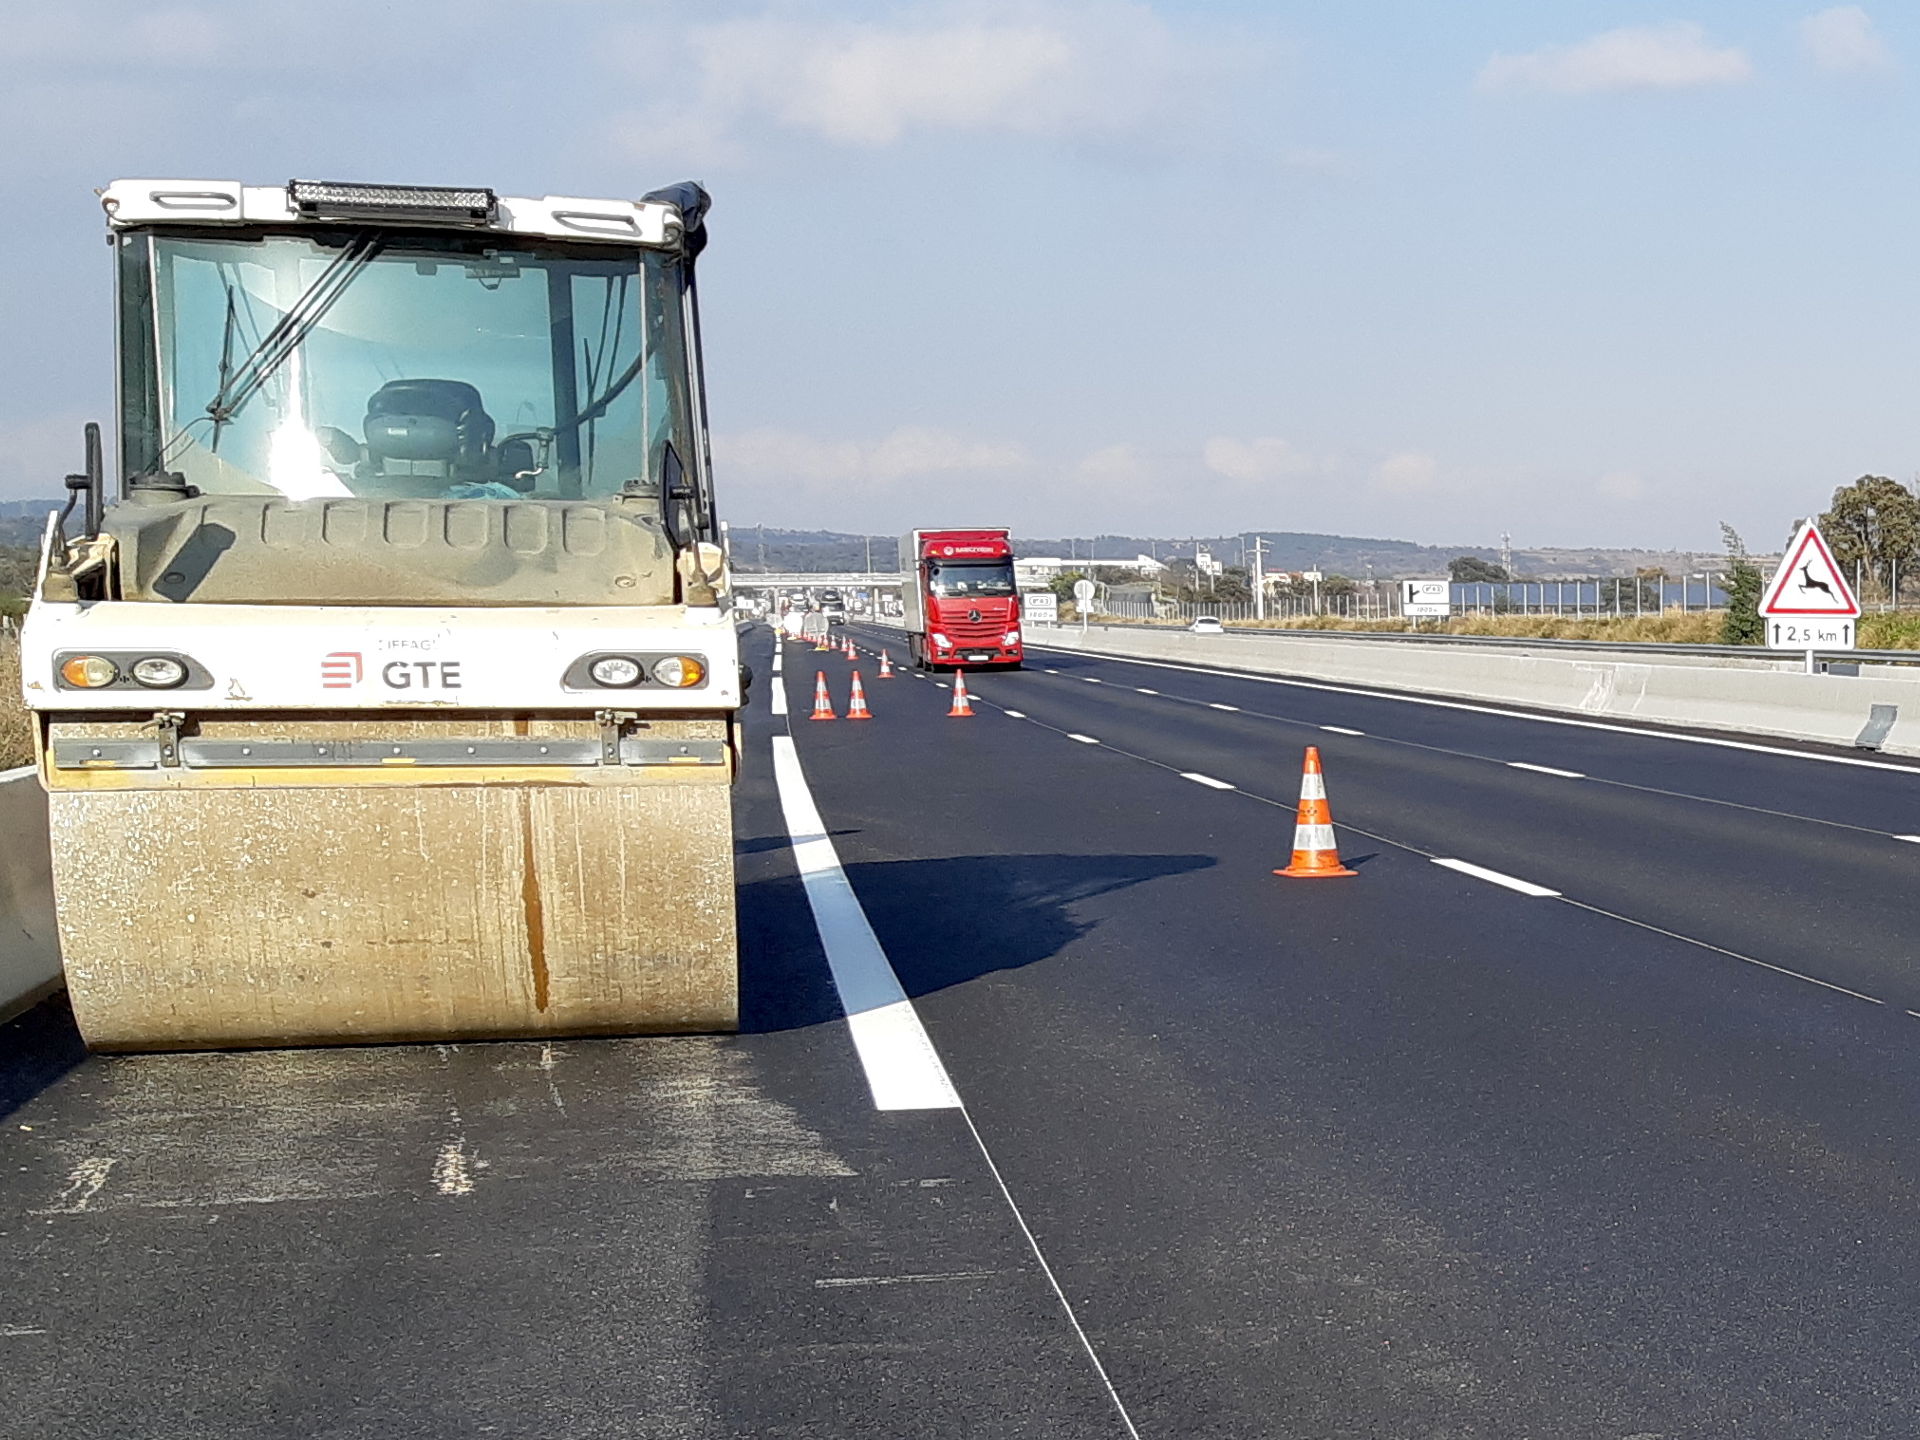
59;421;105;545
661;442;695;549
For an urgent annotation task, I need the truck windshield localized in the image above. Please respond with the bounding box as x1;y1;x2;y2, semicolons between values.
118;228;697;503
928;559;1016;597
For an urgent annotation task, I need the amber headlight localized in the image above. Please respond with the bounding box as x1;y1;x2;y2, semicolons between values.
60;655;118;688
651;656;706;688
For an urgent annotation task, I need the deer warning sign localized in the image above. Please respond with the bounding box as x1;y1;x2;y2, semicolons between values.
1759;521;1859;649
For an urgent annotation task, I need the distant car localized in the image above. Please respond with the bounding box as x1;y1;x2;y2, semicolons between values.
1190;616;1224;634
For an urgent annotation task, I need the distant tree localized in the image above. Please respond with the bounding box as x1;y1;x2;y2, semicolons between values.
1448;555;1509;583
1818;475;1920;601
1719;523;1765;645
1048;570;1087;602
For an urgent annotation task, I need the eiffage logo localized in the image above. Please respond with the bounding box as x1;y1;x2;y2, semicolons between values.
320;652;363;688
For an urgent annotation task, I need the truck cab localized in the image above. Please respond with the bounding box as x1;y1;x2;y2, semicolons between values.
898;528;1022;669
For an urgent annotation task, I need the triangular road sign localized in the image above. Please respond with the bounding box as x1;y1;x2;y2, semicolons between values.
1759;522;1860;618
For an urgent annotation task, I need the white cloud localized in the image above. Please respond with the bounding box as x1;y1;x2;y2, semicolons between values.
1074;442;1155;486
1203;435;1312;485
613;1;1234;160
1477;22;1754;96
1374;451;1441;495
718;425;1028;489
1801;6;1895;74
1596;470;1646;501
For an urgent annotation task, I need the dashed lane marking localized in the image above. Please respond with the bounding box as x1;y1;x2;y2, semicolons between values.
1066;733;1101;745
815;1272;1000;1289
1136;687;1159;695
770;736;961;1111
1021;641;1920;776
1181;772;1236;790
770;675;788;716
1431;858;1561;898
956;676;1900;1016
1003;710;1027;719
1208;703;1240;712
1898;836;1920;844
1083;677;1103;684
1508;761;1584;779
1322;725;1364;736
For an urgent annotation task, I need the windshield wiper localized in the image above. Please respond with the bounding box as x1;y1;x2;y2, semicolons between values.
203;231;382;446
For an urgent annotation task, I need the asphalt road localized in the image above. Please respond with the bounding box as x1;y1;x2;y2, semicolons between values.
6;622;1920;1436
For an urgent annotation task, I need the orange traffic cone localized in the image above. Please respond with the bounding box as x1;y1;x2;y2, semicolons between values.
844;637;857;659
1274;747;1355;878
846;672;873;720
877;650;895;678
809;671;837;721
813;632;829;652
948;672;975;717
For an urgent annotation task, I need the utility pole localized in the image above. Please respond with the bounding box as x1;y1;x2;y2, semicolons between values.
1500;531;1513;579
1248;535;1269;621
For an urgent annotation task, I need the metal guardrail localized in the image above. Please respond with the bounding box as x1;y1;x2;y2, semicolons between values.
1086;618;1920;668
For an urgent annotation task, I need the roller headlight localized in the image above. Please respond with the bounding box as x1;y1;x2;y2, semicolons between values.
130;656;188;688
588;656;644;687
651;656;706;688
60;655;118;688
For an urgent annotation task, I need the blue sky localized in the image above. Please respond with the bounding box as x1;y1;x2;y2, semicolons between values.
2;1;1915;551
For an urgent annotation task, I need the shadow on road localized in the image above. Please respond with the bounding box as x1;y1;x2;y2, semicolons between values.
0;992;86;1122
741;851;1213;1033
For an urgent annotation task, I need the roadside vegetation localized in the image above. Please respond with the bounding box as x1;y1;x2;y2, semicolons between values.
1;636;29;770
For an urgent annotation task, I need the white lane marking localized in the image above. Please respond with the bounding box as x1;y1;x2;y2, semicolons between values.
1508;761;1584;779
1021;643;1920;776
1208;702;1240;712
1067;733;1100;745
1898;836;1920;844
1003;710;1027;719
1322;725;1365;736
816;1271;1000;1289
1136;687;1159;695
1083;677;1103;684
1043;668;1059;674
1431;857;1562;897
0;1326;47;1338
770;736;961;1111
1181;772;1236;790
770;675;788;716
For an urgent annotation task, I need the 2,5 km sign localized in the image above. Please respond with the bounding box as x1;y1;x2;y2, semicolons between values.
1759;521;1859;650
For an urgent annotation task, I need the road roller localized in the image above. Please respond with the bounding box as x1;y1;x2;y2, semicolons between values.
17;177;743;1050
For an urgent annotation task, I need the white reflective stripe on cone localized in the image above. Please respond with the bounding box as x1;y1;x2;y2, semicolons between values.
1299;773;1326;801
1293;824;1337;852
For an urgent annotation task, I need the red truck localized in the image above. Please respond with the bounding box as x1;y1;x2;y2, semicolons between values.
898;528;1024;669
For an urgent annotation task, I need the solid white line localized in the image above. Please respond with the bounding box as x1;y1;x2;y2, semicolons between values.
1321;725;1364;736
1003;710;1027;719
1208;703;1240;712
1067;733;1100;745
769;737;961;1111
1181;772;1236;790
1508;761;1584;779
1431;857;1562;897
1022;644;1920;776
770;677;788;716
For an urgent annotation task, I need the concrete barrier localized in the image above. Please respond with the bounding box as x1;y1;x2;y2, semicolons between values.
0;767;60;1023
1032;626;1920;757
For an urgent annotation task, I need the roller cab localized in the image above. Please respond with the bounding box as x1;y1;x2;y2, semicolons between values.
20;178;743;1050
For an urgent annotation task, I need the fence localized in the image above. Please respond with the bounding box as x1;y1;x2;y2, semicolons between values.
1101;577;1732;624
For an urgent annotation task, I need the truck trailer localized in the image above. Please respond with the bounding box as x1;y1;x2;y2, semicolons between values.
20;177;743;1051
898;529;1023;669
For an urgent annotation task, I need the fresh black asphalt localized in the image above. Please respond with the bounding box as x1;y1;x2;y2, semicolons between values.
5;621;1920;1436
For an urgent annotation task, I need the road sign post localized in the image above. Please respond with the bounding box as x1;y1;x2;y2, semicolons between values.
1758;520;1860;670
1072;577;1096;636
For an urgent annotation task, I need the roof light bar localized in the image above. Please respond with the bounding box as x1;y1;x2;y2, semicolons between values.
288;179;497;224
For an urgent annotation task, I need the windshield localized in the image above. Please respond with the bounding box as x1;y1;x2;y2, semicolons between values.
928;559;1016;598
118;229;697;503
